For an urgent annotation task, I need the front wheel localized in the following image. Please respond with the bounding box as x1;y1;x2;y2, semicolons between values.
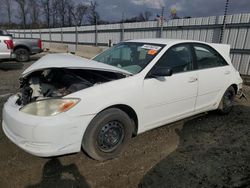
82;108;133;161
218;86;236;114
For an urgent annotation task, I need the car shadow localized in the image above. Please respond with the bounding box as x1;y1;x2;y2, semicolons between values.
138;105;250;188
0;60;23;70
26;158;90;188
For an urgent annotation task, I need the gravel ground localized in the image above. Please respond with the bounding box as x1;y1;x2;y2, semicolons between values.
0;54;249;188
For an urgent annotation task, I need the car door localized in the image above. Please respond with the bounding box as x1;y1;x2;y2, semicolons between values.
192;43;232;111
142;44;198;128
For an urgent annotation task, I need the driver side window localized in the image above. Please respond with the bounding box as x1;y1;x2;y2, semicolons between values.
154;44;193;74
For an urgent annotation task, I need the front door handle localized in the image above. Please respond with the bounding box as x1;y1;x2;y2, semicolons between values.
225;70;231;75
188;77;198;83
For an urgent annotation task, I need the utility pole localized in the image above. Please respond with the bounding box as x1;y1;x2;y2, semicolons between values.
220;0;229;43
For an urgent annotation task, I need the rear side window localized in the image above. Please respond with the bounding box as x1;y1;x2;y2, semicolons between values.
154;44;193;74
194;44;228;69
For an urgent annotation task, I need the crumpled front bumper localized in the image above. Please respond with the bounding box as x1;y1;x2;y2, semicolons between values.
2;95;95;157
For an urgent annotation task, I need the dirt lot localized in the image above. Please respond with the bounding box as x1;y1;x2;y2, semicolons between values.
0;55;250;188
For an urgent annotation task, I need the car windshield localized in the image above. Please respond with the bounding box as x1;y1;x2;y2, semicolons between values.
93;42;165;74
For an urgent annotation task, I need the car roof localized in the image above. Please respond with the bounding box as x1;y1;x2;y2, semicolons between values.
126;38;207;46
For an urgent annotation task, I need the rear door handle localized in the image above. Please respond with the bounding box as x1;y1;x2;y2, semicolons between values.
188;77;198;83
225;70;231;75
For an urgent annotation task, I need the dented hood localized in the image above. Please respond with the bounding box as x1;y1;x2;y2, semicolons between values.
22;53;132;76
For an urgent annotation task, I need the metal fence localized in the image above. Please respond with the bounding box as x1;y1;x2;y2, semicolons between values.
8;13;250;75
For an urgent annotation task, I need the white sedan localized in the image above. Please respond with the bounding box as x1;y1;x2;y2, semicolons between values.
2;39;243;160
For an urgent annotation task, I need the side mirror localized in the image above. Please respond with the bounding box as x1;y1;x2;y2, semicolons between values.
147;67;173;78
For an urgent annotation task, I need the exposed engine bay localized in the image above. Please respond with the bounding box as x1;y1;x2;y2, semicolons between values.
16;68;126;106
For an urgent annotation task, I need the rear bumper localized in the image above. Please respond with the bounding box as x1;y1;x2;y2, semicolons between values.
2;95;95;157
0;52;15;59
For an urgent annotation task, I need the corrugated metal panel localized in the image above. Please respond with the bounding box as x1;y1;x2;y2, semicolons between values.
222;29;230;44
195;17;203;25
63;33;75;42
244;29;250;49
187;30;194;40
240;13;250;23
183;18;190;26
201;17;209;25
239;54;250;74
9;13;250;75
235;28;247;49
182;30;188;40
232;14;242;23
232;54;242;70
194;30;201;40
208;16;216;24
228;28;239;48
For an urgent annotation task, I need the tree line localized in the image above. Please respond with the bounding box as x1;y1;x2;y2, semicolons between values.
0;0;157;29
0;0;110;29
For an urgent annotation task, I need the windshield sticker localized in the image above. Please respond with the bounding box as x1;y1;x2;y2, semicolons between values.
141;45;162;51
147;49;157;55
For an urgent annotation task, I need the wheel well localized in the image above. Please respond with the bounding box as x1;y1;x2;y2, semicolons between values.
231;84;238;94
103;104;138;136
14;45;30;53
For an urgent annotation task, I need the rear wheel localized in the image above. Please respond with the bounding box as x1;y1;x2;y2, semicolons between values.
218;86;236;114
82;108;133;161
15;48;30;62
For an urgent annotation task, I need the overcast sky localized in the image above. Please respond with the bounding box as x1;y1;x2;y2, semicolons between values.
92;0;250;21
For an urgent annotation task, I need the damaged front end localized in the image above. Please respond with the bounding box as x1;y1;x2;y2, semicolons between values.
16;68;126;106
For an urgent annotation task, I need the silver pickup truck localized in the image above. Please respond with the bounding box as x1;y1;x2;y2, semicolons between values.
0;31;14;60
0;30;42;62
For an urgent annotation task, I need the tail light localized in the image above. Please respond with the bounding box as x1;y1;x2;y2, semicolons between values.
4;39;14;49
38;39;42;49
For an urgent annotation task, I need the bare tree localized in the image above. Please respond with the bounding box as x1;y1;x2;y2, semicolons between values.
144;11;152;21
66;1;74;26
57;0;68;27
3;0;12;28
16;0;29;29
70;3;88;26
29;0;40;28
41;0;51;27
51;0;59;27
87;1;100;25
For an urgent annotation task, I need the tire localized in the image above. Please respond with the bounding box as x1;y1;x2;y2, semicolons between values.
82;108;133;161
218;86;236;114
15;48;30;62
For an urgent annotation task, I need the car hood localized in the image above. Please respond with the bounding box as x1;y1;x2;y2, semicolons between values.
22;53;132;76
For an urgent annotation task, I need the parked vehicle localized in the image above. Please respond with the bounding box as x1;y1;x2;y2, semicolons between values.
0;32;14;60
13;38;42;62
2;39;243;160
0;30;42;62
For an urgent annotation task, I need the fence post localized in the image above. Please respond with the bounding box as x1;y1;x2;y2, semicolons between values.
31;29;33;39
120;23;124;42
49;27;52;44
75;26;78;52
95;17;98;46
61;27;63;44
39;28;41;40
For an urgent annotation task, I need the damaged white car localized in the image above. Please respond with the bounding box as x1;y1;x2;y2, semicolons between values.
2;39;243;160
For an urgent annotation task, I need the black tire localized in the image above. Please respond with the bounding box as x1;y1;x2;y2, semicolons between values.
218;86;236;114
82;108;133;161
15;48;30;62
